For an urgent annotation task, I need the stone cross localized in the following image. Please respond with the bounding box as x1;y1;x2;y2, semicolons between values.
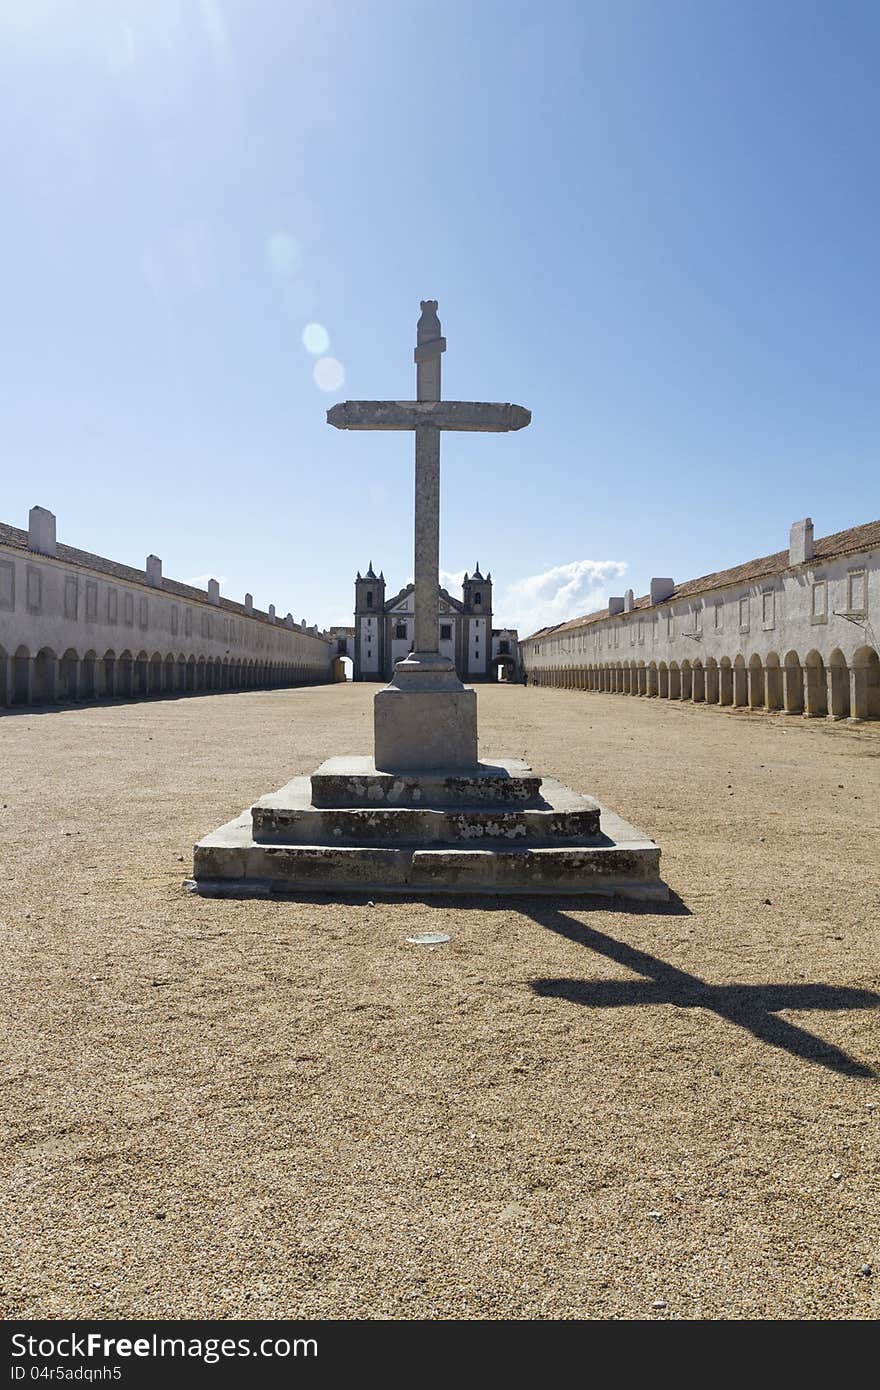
328;301;530;668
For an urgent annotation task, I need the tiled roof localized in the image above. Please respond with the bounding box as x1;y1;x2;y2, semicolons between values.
523;519;880;642
0;521;326;640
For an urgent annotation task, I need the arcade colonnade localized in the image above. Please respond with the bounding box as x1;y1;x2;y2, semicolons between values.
0;506;333;709
527;648;880;722
521;517;880;722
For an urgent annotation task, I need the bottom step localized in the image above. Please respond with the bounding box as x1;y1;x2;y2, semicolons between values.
193;802;668;901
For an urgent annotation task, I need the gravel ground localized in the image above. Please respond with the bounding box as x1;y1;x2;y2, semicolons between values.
1;682;878;1320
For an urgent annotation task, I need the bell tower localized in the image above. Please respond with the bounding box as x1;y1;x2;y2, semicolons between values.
354;563;385;681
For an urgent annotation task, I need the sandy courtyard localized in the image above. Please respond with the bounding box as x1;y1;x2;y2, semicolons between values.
1;682;878;1320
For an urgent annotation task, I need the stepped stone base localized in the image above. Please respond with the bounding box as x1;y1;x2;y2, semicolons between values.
193;756;668;902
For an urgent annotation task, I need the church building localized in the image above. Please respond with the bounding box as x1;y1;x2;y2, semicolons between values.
350;563;498;682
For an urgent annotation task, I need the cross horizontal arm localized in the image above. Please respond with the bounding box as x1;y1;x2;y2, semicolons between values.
327;400;532;432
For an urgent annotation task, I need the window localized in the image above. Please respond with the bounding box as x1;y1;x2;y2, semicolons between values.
124;592;134;626
85;581;97;619
366;591;374;608
666;610;674;639
738;596;750;632
139;596;148;629
201;612;211;638
395;623;407;639
693;604;702;635
474;591;482;606
185;609;193;637
440;624;452;640
64;577;78;620
171;605;179;635
107;588;118;624
638;618;644;644
337;639;347;654
0;560;14;611
714;602;723;631
761;589;775;629
499;640;509;654
847;568;867;615
811;580;827;623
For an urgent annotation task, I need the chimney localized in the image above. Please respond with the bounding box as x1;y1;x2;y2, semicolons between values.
624;588;634;613
650;577;675;604
268;604;276;623
244;593;253;615
28;506;56;557
608;596;625;616
146;554;162;587
207;578;220;605
790;518;814;566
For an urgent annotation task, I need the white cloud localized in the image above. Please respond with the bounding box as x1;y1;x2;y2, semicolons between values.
497;559;628;636
183;573;228;591
439;567;466;593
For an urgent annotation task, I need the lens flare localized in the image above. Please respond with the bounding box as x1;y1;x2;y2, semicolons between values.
302;322;330;355
266;232;301;277
313;356;345;392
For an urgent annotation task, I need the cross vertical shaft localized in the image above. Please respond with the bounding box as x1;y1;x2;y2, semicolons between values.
412;300;446;658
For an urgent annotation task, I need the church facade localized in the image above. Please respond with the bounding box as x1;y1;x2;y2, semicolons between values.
344;563;515;682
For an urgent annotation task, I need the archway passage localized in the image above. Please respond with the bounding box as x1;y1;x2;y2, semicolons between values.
850;646;880;721
332;656;352;682
494;656;517;683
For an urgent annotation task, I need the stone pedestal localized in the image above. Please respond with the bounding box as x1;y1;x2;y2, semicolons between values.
373;652;478;772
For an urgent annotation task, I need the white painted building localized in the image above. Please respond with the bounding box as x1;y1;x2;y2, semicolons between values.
521;517;880;721
0;506;333;706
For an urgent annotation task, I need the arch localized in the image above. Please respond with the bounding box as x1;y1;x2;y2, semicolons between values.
668;661;681;700
148;652;163;696
99;649;116;698
732;654;748;708
59;647;80;701
764;652;782;711
680;659;693;701
13;645;31;704
850;646;880;721
705;657;718;705
782;650;804;715
803;650;827;718
186;655;196;692
134;651;149;697
827;648;850;719
33;647;59;704
747;653;764;709
118;649;134;698
692;659;705;703
81;650;98;700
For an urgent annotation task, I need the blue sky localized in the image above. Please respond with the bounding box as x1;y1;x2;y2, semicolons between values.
1;0;877;634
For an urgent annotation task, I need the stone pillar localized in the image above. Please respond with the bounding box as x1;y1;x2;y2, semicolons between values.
748;664;763;709
692;666;705;702
782;663;803;714
704;664;718;704
646;666;658;697
803;663;824;717
718;665;733;705
849;665;867;721
413;425;440;655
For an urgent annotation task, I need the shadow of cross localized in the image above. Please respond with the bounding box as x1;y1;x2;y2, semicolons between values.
527;907;878;1078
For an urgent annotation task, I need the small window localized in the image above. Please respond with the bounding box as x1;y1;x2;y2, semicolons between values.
139;596;148;629
440;623;452;640
762;589;775;629
171;605;179;635
185;609;193;637
738;596;750;632
474;592;482;606
124;592;134;626
638;618;644;644
337;639;347;654
0;560;13;611
693;604;702;634
847;568;867;615
201;612;210;638
64;577;78;620
499;640;509;654
85;581;97;620
395;623;407;639
666;610;674;639
107;588;118;624
366;591;374;608
714;602;723;631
